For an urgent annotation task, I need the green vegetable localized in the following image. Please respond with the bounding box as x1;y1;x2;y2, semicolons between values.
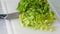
17;0;55;32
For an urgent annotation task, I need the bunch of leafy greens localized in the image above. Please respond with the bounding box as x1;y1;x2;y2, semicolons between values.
17;0;55;32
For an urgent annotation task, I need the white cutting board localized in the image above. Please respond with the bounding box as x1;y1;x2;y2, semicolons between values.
3;0;60;34
1;0;18;14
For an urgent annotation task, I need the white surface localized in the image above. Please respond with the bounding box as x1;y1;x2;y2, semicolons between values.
0;0;7;14
5;20;14;34
48;0;60;16
5;0;18;14
0;0;3;14
1;0;19;14
0;19;8;34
